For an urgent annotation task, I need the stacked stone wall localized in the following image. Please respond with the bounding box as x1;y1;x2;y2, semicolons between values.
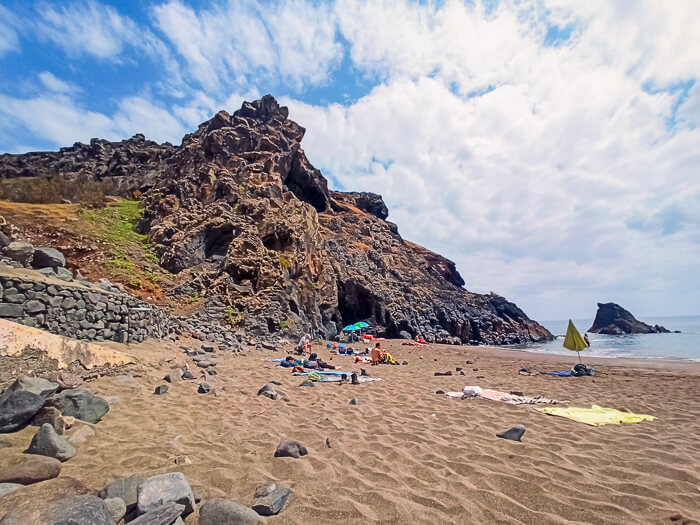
0;274;171;343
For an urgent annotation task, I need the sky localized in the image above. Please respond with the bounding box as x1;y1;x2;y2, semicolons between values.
0;0;699;321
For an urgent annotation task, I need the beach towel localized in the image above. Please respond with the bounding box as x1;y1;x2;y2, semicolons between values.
535;405;656;426
546;370;573;377
446;386;561;405
292;370;350;376
313;375;383;383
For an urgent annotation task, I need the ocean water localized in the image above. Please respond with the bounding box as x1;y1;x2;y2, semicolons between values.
513;316;700;361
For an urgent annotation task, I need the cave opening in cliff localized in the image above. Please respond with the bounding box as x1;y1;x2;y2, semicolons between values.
204;226;235;258
262;230;292;252
337;281;374;327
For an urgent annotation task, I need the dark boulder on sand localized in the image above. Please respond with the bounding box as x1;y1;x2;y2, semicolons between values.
589;303;671;335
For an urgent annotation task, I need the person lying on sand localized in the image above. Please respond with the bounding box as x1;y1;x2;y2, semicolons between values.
280;356;303;368
307;352;341;370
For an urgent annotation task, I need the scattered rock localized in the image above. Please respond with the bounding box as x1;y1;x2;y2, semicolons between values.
0;477;89;522
164;369;183;383
198;383;211;394
274;440;308;459
206;369;217;376
299;380;314;387
5;494;112;525
182;371;195;380
0;375;59;404
3;241;34;266
129;502;186;524
98;474;145;519
30;406;67;435
349;398;362;405
0;456;61;485
196;360;214;368
103;497;127;524
46;389;110;424
401;360;408;365
0;483;23;498
510;391;524;397
434;371;453;376
201;344;216;353
199;499;261;525
257;383;286;400
496;425;526;442
32;247;66;268
0;391;45;433
465;360;473;365
325;437;333;448
137;472;195;516
459;370;466;376
26;423;76;461
435;390;445;395
252;482;291;516
68;425;96;446
154;385;169;395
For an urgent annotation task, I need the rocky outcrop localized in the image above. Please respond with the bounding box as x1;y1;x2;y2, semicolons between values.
0;134;175;197
141;95;551;345
588;303;670;335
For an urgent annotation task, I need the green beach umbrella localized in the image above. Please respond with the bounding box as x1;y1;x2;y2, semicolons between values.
563;319;587;363
354;322;370;328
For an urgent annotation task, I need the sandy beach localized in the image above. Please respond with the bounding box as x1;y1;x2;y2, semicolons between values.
1;339;699;524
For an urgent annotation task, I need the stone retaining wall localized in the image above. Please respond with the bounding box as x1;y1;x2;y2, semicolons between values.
0;271;172;343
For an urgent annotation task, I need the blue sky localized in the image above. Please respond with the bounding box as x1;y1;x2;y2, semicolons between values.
1;0;699;321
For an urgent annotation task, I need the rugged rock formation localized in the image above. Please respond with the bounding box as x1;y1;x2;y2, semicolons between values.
588;303;670;335
0;134;175;196
140;95;551;345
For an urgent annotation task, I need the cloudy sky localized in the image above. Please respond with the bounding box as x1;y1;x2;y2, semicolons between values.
1;0;698;321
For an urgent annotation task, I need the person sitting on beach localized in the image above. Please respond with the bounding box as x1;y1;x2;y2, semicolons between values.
371;342;386;365
297;333;312;355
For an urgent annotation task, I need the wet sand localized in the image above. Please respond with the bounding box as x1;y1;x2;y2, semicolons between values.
1;339;699;524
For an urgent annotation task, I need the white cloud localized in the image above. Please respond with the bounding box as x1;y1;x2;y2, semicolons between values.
38;72;79;94
152;0;342;93
0;93;186;146
0;5;20;57
284;0;700;319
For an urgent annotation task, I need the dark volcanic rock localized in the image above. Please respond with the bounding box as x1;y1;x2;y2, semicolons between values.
0;390;45;433
32;247;66;268
139;95;551;346
45;389;109;424
0;134;175;197
274;439;307;459
0;375;59;404
588;302;671;335
26;423;76;461
4;95;551;346
251;482;291;516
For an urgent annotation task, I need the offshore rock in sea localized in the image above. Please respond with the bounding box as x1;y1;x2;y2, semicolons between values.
588;302;671;335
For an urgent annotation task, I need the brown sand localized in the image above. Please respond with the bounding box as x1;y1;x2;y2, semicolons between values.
1;339;699;524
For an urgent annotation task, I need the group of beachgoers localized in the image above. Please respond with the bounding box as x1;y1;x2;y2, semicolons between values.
273;333;402;381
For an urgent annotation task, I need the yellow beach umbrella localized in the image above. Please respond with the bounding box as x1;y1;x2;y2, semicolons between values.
563;319;587;363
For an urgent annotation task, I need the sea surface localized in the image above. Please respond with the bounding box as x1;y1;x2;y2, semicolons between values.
513;316;700;361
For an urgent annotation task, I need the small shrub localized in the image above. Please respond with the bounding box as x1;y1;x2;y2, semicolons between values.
144;253;159;264
129;278;142;289
224;306;245;326
188;291;200;304
279;256;291;270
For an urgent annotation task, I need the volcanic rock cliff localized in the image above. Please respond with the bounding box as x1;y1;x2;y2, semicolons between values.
138;96;551;344
0;95;552;345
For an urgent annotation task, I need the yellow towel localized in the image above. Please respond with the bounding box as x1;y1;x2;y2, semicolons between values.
535;405;656;426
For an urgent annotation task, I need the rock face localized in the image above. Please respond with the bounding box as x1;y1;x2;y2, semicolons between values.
0;134;175;197
588;303;670;335
140;96;551;345
3;95;552;345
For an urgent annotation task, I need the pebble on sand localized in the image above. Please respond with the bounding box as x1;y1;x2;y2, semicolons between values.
154;385;169;395
199;499;262;525
496;425;526;442
252;482;291;516
274;440;308;459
